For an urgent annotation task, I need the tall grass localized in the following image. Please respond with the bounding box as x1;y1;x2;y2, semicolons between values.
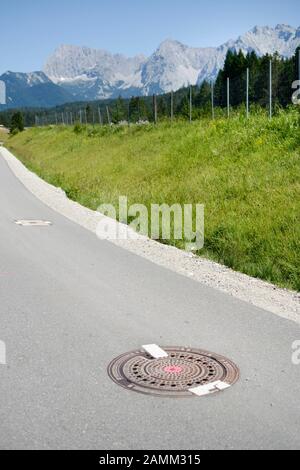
7;108;300;291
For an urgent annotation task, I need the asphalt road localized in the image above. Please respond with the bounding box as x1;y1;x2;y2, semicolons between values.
0;154;299;450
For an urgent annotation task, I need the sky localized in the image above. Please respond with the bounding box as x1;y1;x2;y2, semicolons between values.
0;0;299;75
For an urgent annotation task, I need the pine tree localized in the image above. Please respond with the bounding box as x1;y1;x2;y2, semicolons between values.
129;97;140;123
112;96;126;123
194;81;211;112
10;111;24;133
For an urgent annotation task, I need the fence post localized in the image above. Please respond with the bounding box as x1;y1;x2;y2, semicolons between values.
269;60;272;119
171;91;174;122
106;106;111;125
298;49;300;82
61;113;65;125
127;101;130;126
227;77;230;118
246;68;249;119
211;82;215;119
98;107;102;125
153;95;157;124
189;86;192;123
79;109;82;124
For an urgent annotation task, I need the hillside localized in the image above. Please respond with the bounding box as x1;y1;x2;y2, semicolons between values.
6;109;300;291
0;71;75;110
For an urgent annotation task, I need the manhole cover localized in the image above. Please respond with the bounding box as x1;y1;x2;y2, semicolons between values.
15;220;52;227
108;346;239;398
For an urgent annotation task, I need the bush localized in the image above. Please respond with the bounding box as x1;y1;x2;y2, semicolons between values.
73;123;85;134
10;112;24;133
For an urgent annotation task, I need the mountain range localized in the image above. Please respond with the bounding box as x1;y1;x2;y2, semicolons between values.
1;24;300;109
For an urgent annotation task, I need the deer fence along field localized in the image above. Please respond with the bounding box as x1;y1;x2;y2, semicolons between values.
1;49;299;128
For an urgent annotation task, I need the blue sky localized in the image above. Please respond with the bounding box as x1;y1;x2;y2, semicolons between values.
0;0;298;74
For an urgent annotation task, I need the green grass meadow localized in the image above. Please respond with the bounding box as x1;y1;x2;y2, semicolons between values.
6;109;300;291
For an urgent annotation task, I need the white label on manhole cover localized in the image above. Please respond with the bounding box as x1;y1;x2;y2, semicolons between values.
142;344;169;359
15;220;52;227
189;381;230;397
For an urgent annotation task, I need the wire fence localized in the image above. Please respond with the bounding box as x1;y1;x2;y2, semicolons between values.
32;51;300;128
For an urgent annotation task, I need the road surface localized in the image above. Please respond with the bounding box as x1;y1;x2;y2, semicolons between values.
0;154;299;450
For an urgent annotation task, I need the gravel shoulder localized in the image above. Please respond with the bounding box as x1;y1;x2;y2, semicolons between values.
1;146;299;324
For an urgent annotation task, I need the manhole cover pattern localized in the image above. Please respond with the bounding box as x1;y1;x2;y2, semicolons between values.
108;347;239;397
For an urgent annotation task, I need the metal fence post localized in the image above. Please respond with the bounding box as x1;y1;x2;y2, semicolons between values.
189;86;192;122
227;77;230;118
269;60;272;119
211;82;215;120
98;107;102;125
246;68;249;118
153;94;157;124
106;106;111;125
127;101;130;126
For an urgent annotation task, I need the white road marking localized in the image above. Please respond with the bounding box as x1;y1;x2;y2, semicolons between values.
189;381;230;397
15;220;52;226
0;340;6;365
142;344;168;359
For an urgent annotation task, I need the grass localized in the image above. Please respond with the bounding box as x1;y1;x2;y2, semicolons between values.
0;128;9;144
6;108;300;291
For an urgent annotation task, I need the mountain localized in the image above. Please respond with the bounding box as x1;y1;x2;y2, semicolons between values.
44;44;146;101
1;24;300;109
0;71;74;109
140;39;216;95
44;24;300;100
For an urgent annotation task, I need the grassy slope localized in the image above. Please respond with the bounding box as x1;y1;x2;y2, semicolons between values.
6;110;300;291
0;129;10;144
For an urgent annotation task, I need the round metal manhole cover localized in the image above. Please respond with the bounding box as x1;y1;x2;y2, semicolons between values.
108;347;239;398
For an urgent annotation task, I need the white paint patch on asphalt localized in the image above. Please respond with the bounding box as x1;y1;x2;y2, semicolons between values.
0;340;6;365
142;344;169;359
189;381;230;397
15;220;52;226
1;146;299;324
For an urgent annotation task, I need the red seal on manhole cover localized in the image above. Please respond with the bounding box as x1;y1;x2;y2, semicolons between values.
164;365;183;374
108;346;239;398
